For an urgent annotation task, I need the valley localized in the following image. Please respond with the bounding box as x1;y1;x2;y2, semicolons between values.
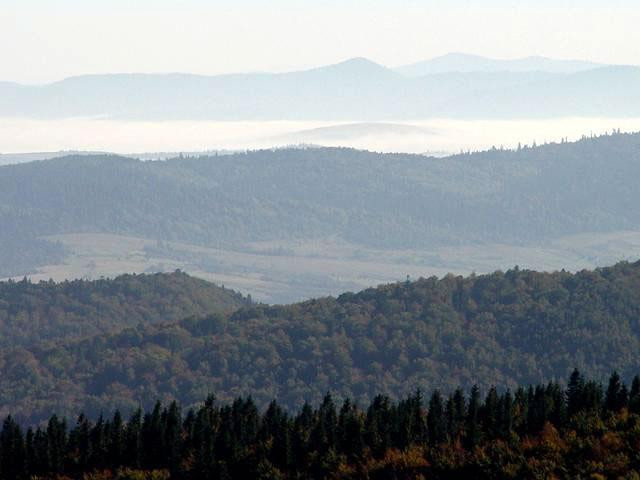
13;229;640;303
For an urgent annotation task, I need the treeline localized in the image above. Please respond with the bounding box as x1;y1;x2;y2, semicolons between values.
0;271;249;348
1;370;640;479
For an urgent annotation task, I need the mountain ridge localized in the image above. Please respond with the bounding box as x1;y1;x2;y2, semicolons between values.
396;52;604;76
2;56;637;120
4;53;609;85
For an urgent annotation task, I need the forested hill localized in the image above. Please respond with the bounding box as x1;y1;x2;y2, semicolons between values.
2;132;640;279
4;260;640;423
0;271;249;348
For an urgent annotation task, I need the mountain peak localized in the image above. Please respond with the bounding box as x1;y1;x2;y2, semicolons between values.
311;57;396;77
338;56;381;67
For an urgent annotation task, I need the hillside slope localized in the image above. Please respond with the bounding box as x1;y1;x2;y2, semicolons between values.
0;271;248;348
4;260;640;422
1;132;639;282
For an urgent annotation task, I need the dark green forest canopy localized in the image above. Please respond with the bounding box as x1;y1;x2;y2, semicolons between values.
0;370;639;479
1;131;639;276
3;260;640;423
0;271;249;348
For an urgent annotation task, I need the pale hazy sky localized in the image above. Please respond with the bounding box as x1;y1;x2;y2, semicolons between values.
2;0;639;83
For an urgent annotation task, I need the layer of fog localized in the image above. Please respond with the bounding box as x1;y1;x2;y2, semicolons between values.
2;117;640;159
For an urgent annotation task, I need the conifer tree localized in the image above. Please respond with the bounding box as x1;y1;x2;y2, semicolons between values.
365;395;392;458
629;376;640;413
567;368;584;416
465;385;481;448
108;410;125;468
46;415;67;474
0;415;26;479
605;371;624;412
337;399;364;460
124;408;142;468
427;390;446;445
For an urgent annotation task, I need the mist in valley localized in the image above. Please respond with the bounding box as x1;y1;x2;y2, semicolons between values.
3;116;640;160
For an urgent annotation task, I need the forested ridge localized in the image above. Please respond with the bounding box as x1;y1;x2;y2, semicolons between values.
1;132;639;277
3;260;640;424
0;271;249;348
0;370;639;479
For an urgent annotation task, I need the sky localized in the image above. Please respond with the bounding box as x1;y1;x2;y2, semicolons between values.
1;0;639;83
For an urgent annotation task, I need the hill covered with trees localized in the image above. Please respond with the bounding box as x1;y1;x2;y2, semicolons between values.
1;132;640;284
3;260;640;423
0;370;638;479
0;271;249;349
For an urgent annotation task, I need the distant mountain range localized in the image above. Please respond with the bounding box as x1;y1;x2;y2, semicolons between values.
395;52;603;76
1;54;638;120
